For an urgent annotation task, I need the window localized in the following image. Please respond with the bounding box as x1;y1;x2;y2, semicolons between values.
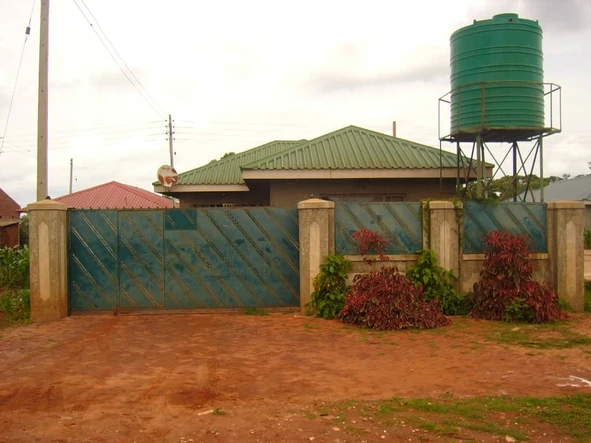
320;194;405;203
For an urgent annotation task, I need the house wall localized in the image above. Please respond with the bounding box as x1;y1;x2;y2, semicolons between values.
178;183;270;208
270;178;457;207
0;224;19;248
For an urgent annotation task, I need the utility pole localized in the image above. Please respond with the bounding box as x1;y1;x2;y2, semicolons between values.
167;114;174;168
69;158;73;194
167;114;176;208
37;0;49;201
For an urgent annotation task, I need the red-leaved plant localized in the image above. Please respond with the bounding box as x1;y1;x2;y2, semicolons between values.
470;231;567;323
338;266;451;330
352;229;390;264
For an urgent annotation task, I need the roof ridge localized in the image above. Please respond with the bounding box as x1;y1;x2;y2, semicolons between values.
112;181;166;204
54;181;172;208
240;125;476;171
177;139;306;177
0;187;21;209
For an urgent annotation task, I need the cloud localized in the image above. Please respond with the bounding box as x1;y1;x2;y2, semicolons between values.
467;0;591;33
304;57;448;94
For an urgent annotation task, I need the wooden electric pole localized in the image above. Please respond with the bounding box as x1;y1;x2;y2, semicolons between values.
37;0;49;201
167;114;174;168
167;114;176;208
69;158;73;194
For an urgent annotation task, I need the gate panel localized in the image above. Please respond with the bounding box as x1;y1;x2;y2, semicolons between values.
335;202;423;255
118;211;165;309
463;201;547;253
68;210;118;311
164;208;299;308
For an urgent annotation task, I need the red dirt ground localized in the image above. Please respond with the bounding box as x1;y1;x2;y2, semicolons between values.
0;312;590;443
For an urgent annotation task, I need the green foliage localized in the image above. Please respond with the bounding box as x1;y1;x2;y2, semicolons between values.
406;250;468;315
309;254;352;319
462;174;563;200
243;307;269;316
0;289;31;323
19;215;29;246
207;151;236;164
585;227;591;250
0;246;30;290
585;281;591;313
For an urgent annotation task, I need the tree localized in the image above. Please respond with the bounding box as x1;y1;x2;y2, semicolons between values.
562;173;571;180
19;215;29;246
207;152;236;164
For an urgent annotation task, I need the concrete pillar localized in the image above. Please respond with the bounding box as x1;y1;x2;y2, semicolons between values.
428;201;461;278
547;201;585;312
27;200;68;322
297;199;335;315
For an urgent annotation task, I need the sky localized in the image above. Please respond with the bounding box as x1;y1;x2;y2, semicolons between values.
0;0;590;206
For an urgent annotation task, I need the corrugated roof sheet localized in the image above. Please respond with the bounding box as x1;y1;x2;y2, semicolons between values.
55;181;173;209
242;126;462;170
518;175;591;202
0;220;20;227
0;188;20;218
173;140;305;185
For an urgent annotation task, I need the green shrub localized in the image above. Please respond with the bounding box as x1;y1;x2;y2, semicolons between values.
308;254;352;319
0;246;30;289
406;250;468;315
585;281;591;313
0;289;31;323
585;227;591;250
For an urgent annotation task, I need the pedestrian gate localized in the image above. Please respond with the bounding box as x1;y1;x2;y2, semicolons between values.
68;208;300;312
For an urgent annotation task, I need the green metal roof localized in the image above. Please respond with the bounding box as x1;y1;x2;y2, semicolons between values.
171;140;306;186
241;126;463;171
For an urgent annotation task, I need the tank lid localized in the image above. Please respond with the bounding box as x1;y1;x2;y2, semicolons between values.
493;13;519;20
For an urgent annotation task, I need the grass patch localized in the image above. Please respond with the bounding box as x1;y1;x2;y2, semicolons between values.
243;307;269;316
212;408;226;416
0;289;31;325
313;394;591;442
303;323;320;330
485;321;591;349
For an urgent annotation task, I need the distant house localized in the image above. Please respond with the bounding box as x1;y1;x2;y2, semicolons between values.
54;181;174;209
0;188;21;248
154;125;492;208
518;175;591;227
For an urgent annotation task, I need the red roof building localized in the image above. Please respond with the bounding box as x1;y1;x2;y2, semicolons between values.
0;188;21;248
54;181;174;209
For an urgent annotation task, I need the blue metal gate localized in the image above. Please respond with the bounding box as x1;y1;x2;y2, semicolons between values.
68;208;300;312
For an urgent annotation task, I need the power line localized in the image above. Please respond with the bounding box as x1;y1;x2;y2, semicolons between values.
71;0;167;118
0;0;37;157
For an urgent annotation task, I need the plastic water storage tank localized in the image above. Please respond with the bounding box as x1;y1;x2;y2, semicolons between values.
450;13;545;134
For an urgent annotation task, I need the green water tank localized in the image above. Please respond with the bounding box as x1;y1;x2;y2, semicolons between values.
450;13;545;134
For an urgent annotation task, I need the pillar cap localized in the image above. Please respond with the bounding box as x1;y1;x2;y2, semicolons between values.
428;200;458;210
26;200;68;211
547;201;585;210
297;198;335;210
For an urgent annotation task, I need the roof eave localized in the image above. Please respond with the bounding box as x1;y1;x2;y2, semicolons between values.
154;184;250;193
241;167;492;180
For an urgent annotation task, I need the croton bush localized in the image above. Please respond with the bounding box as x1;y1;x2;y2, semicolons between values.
470;231;567;323
338;266;451;330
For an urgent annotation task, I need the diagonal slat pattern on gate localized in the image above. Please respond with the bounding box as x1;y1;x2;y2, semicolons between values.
164;208;300;308
68;210;118;311
335;202;422;255
118;211;164;309
463;201;547;253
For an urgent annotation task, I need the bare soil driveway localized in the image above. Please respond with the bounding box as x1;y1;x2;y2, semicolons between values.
1;312;590;442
